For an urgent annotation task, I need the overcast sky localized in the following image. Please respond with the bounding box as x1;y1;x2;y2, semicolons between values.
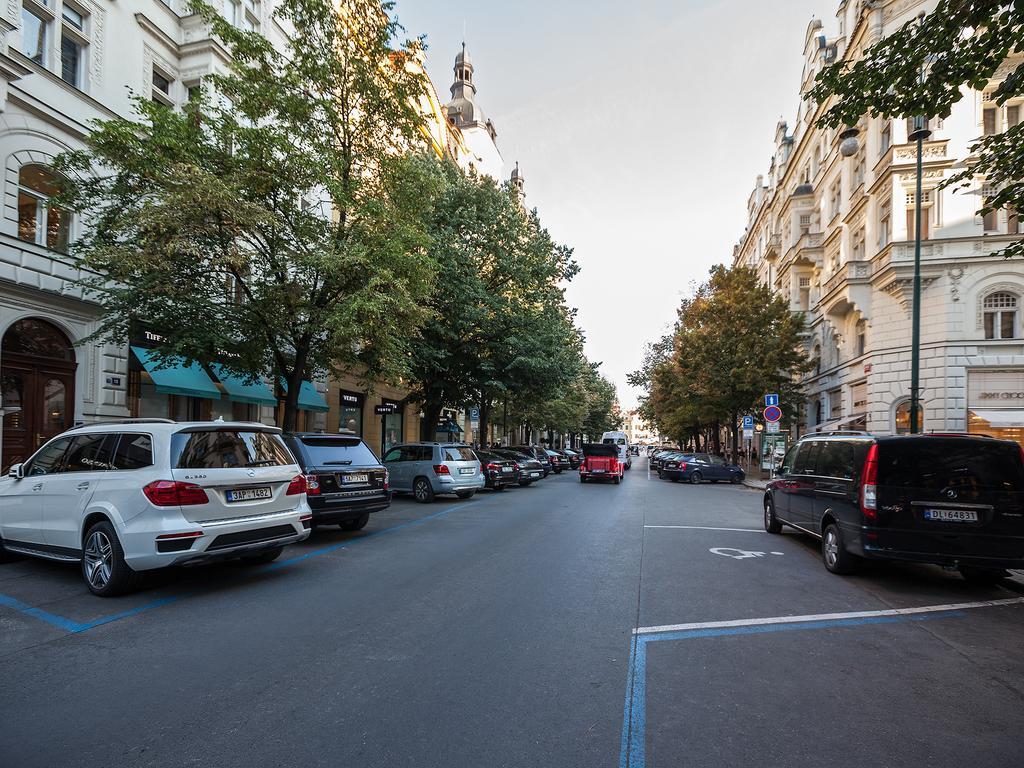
395;0;836;409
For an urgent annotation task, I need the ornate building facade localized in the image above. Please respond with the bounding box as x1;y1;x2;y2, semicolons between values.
733;0;1024;444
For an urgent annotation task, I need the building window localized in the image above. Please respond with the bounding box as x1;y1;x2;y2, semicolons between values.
17;164;70;251
21;4;48;66
224;0;242;27
894;400;924;434
981;192;998;232
58;3;88;88
879;121;891;156
243;0;259;30
851;226;865;261
983;292;1018;340
855;321;866;357
983;107;998;136
152;67;173;105
829;388;842;420
878;197;891;249
853;151;866;189
906;191;931;240
1009;207;1020;235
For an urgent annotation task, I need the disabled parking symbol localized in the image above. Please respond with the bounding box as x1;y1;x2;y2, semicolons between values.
709;547;785;559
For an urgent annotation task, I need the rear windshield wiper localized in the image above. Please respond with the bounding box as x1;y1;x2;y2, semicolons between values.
245;460;278;467
322;460;353;466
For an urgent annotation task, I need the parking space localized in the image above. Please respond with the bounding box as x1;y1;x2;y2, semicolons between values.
622;458;1024;768
0;489;521;657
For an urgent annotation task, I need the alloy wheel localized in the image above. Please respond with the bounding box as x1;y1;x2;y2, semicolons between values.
824;529;839;568
414;480;429;501
84;530;113;590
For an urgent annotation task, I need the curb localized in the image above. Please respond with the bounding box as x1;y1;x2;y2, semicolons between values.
742;479;769;491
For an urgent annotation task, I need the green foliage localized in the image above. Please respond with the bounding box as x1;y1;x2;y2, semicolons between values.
638;266;812;448
55;0;438;429
811;1;1024;258
405;159;584;438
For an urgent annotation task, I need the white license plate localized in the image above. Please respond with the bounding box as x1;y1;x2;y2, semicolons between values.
592;469;606;474
924;508;979;522
226;487;272;502
459;467;475;475
342;474;369;484
530;472;541;478
501;466;513;473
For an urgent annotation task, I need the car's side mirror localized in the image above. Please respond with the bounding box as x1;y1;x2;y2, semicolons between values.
8;463;24;479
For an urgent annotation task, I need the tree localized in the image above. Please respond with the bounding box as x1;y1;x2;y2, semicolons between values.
405;161;579;441
56;0;439;429
638;266;812;455
811;1;1024;258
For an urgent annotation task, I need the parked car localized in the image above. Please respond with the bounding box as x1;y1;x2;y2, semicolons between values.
475;450;521;490
656;452;689;480
0;420;312;596
650;450;677;471
579;443;623;484
601;431;632;470
662;453;744;484
511;446;553;477
764;433;1024;582
494;450;545;486
282;432;390;531
382;442;484;503
546;450;571;473
562;449;581;469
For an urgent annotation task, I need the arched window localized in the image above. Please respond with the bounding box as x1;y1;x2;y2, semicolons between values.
894;400;924;434
983;291;1018;339
16;164;70;251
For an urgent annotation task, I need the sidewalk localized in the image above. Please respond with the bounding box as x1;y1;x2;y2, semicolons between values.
742;476;768;491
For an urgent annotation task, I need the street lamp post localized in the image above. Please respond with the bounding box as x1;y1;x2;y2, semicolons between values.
907;115;932;433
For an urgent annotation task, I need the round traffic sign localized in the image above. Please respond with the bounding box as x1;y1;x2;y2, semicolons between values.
763;405;782;423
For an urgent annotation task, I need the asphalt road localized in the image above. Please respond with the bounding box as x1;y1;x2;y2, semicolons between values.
2;458;1024;767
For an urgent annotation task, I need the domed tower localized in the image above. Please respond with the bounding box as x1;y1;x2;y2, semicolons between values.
445;44;503;179
510;162;525;205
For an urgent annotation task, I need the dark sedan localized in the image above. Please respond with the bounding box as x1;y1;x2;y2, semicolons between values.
512;445;554;476
562;449;581;469
662;453;745;484
546;450;570;473
475;450;521;490
495;450;545;486
282;432;391;530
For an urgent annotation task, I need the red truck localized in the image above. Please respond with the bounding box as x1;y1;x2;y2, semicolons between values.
579;443;623;484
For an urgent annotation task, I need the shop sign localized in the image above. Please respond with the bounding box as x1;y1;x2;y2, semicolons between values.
375;400;399;415
341;390;364;406
978;392;1024;400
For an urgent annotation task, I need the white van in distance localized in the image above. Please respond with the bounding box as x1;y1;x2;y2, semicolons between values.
601;431;631;470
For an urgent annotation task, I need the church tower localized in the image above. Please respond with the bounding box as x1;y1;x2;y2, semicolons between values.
445;44;503;179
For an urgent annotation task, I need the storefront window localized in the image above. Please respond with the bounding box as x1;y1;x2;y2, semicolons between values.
136;380;167;418
381;400;402;453
894;400;924;434
340;390;364;435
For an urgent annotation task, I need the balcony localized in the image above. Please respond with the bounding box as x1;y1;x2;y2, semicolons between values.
873;139;950;179
819;260;873;320
781;231;824;269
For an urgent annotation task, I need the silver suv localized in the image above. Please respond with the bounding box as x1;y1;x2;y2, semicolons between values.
382;443;483;503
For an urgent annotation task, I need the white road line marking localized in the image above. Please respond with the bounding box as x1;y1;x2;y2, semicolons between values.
644;525;765;533
634;596;1024;635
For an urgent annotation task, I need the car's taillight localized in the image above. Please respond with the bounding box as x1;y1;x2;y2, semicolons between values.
860;443;879;521
286;474;307;496
143;480;209;507
486;462;500;471
305;474;321;496
433;464;450;475
383;468;389;490
513;462;520;471
679;462;687;469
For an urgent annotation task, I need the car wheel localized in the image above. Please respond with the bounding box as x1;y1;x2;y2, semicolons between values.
494;484;506;492
613;476;621;485
822;522;858;574
959;566;1009;585
456;490;475;499
413;477;435;504
764;499;783;534
240;546;284;564
730;474;742;484
82;521;144;597
340;513;370;532
690;471;703;484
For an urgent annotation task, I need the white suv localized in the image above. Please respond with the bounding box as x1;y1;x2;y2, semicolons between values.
0;420;312;596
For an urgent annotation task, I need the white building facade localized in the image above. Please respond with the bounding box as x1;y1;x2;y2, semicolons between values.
733;0;1024;445
0;0;310;471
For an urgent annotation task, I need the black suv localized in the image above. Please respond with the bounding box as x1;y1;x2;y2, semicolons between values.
283;433;390;531
764;433;1024;582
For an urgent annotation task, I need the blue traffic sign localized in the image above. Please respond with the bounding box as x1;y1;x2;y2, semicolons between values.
469;408;480;421
764;394;779;407
742;415;754;428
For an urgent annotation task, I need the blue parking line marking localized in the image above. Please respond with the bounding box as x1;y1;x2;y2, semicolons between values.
0;500;478;635
618;609;965;768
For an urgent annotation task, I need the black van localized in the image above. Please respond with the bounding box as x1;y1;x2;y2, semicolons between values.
764;433;1024;582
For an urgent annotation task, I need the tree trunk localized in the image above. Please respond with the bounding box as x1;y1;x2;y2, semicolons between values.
730;411;739;463
478;398;492;447
281;366;305;433
422;400;444;443
711;420;721;454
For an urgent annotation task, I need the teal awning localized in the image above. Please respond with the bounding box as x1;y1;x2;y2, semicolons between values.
280;379;330;412
131;347;221;400
210;365;277;407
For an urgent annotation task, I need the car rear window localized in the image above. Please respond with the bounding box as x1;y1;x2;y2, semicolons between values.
297;436;378;466
172;430;294;469
444;446;477;461
113;434;154;470
878;439;1024;494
